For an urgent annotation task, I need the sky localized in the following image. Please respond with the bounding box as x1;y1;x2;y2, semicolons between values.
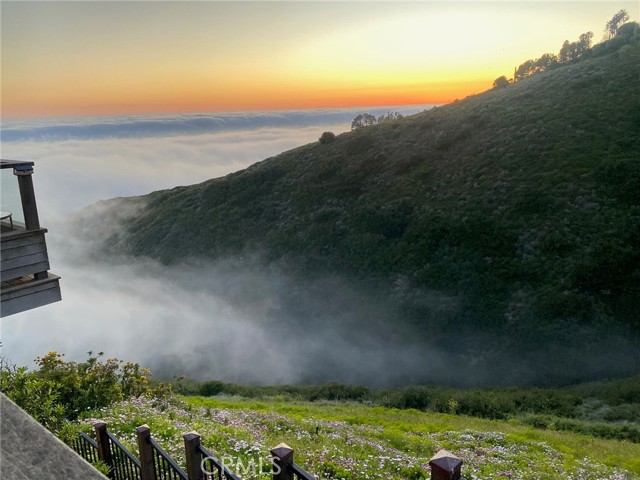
2;1;637;118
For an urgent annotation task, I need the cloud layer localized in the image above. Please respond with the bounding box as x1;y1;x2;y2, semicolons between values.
2;223;442;386
1;107;429;221
2;106;429;142
1;107;440;386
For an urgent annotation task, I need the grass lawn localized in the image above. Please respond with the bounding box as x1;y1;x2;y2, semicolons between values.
77;394;640;479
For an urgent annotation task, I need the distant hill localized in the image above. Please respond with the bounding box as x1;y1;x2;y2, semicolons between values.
81;26;640;386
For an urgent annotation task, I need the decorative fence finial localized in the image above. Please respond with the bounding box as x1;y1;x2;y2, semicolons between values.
429;449;463;480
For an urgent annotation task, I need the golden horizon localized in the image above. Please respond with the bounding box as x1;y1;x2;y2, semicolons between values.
2;2;637;119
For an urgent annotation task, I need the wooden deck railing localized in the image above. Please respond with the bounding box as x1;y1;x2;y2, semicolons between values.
73;421;463;480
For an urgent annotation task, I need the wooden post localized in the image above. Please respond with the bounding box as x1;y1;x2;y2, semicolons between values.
94;421;114;479
428;449;462;480
183;430;202;480
14;166;40;231
14;165;47;280
270;443;294;480
136;425;156;480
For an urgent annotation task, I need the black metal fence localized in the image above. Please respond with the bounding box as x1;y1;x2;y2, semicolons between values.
289;462;316;480
72;432;100;465
105;430;142;480
73;421;462;480
194;443;240;480
149;435;188;480
87;421;142;480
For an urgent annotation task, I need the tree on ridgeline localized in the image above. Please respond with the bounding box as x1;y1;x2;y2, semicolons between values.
536;53;560;71
351;113;377;130
351;112;403;130
513;53;559;82
605;9;630;39
496;12;633;89
377;111;404;123
559;31;593;64
578;31;594;56
559;40;577;63
514;59;537;82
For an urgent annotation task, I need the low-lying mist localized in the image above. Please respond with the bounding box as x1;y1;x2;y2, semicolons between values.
4;200;638;388
2;213;453;387
8;210;638;388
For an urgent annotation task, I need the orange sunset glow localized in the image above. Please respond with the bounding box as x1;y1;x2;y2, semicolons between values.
2;1;638;118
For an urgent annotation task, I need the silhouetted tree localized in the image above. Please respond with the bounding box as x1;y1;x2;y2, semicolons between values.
351;113;377;130
377;111;404;123
514;52;560;82
577;31;594;57
492;76;510;89
559;32;592;63
605;9;630;39
535;53;559;71
514;59;536;82
559;40;575;63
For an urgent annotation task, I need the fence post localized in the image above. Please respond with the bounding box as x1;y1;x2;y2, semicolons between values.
183;430;202;480
136;424;156;480
270;443;294;480
94;421;114;479
428;449;463;480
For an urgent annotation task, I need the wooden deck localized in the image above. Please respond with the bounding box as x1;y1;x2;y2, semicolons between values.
0;274;61;317
1;223;61;317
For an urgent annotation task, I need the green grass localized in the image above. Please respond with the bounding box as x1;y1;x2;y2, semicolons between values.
171;375;640;445
74;394;640;479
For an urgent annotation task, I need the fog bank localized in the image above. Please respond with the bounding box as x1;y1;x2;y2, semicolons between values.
1;107;445;386
1;217;448;387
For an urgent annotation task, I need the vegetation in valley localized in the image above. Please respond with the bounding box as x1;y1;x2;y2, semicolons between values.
171;375;640;444
2;353;639;478
79;21;640;386
70;394;640;479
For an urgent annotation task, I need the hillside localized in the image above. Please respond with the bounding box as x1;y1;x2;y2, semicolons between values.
80;27;640;386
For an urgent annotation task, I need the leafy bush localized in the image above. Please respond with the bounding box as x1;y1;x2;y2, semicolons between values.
0;352;155;434
200;380;225;396
319;131;336;144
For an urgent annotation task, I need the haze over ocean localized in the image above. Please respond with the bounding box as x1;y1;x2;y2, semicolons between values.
2;106;430;219
1;105;437;384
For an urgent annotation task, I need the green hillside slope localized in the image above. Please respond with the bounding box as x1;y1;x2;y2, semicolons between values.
84;27;640;386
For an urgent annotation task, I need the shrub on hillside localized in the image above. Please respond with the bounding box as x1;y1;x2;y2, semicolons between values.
520;414;640;443
319;131;336;144
0;352;157;434
200;380;225;396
